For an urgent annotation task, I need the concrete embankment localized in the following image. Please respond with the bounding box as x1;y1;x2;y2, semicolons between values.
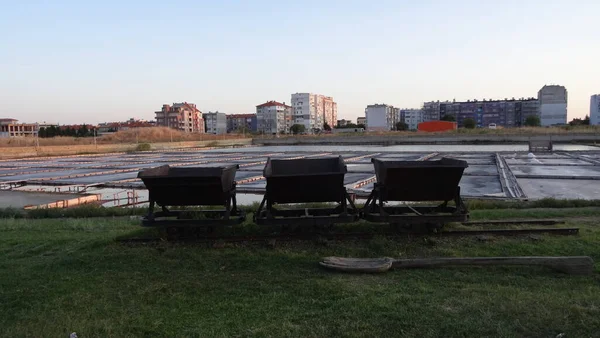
0;138;253;160
253;133;600;146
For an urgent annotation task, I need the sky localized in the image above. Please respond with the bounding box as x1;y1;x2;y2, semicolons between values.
1;0;598;124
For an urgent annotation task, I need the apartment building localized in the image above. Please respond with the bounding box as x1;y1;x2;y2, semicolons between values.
538;85;568;126
591;94;600;126
97;119;155;134
322;96;337;128
515;99;541;126
421;98;540;128
155;102;204;133
256;101;292;134
290;93;337;132
202;111;227;134
336;119;352;127
400;109;425;130
365;104;398;131
422;101;441;121
0;118;38;138
226;114;257;133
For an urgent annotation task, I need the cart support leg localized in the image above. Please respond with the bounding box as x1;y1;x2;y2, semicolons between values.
147;199;155;220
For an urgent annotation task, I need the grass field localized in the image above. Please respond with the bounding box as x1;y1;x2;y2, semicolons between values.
1;207;600;337
0;127;248;148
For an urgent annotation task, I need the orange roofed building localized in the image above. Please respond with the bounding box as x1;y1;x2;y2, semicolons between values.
155;102;204;133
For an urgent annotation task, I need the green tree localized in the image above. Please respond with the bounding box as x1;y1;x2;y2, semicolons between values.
78;125;89;137
463;118;476;129
569;115;590;126
323;122;332;131
395;122;408;131
290;124;306;135
46;125;57;137
441;114;456;122
524;115;541;127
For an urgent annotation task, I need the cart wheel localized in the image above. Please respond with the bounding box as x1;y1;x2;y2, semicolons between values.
166;226;179;241
426;222;444;233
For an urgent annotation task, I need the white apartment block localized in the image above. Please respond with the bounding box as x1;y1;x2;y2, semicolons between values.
401;109;425;130
538;85;568;126
291;93;337;132
591;94;600;126
256;101;292;134
203;111;227;134
365;104;397;131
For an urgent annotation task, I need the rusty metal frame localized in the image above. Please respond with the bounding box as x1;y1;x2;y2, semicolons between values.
141;187;246;227
362;184;469;225
254;190;359;226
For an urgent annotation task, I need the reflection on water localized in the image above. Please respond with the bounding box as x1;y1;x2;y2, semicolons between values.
209;144;598;153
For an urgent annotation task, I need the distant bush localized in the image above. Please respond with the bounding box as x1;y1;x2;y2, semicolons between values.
395;122;409;131
135;143;151;151
525;115;541;127
290;124;306;135
463;118;476;129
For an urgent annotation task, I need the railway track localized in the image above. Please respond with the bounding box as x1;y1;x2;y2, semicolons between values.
116;226;579;245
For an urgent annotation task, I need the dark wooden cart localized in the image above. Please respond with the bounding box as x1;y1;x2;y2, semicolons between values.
362;157;469;231
138;164;245;228
254;156;359;226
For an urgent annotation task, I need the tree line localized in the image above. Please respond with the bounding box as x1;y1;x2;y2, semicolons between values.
38;125;96;138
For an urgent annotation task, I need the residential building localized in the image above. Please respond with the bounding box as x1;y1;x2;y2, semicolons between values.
421;98;540;128
400;109;425;130
290;93;337;131
591;95;600;126
291;93;321;131
97;119;155;134
37;122;59;129
365;104;397;131
0;118;38;138
422;101;441;121
155;102;204;133
256;101;292;134
226;114;257;133
357;117;366;126
203;111;227;134
538;85;568;126
337;119;352;127
322;96;338;129
515;99;540;126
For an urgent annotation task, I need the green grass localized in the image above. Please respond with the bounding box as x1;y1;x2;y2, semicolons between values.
466;198;600;210
470;206;600;220
2;198;599;220
1;208;600;337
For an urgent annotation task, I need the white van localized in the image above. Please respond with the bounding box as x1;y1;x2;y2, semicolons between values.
488;123;497;129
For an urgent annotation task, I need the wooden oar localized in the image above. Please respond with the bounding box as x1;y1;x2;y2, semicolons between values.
320;256;594;275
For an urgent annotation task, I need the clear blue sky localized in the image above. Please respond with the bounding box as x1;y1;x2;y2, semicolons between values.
1;0;598;124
